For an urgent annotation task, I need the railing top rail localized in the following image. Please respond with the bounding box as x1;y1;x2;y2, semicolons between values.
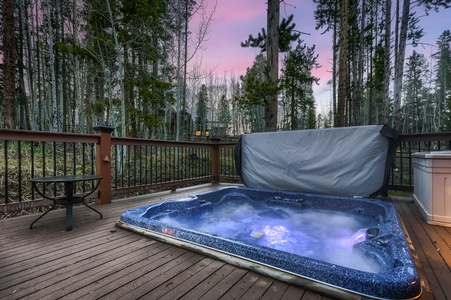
0;129;239;148
0;129;99;144
112;136;211;148
111;136;237;148
218;142;238;147
3;128;450;146
399;132;451;142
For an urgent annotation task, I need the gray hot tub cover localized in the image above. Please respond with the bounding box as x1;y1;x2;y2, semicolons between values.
234;125;399;198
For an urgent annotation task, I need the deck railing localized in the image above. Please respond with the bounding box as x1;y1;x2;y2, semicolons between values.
0;129;99;213
1;126;451;214
0;126;238;213
389;132;451;191
109;135;238;195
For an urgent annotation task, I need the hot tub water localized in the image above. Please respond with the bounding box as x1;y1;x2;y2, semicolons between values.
158;199;381;273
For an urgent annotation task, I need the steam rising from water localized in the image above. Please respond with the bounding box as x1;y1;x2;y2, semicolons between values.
159;201;381;273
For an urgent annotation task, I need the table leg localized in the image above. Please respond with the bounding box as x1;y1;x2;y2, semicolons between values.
81;198;103;219
30;200;56;229
30;182;57;229
65;182;74;231
81;177;103;219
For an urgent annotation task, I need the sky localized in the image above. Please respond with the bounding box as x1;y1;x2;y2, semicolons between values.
191;0;451;115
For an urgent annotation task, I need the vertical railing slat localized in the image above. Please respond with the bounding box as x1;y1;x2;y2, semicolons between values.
4;140;9;204
18;141;22;202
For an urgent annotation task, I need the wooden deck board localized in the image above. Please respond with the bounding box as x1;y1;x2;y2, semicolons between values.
256;281;291;300
238;275;276;300
57;242;179;299
198;266;249;300
1;183;450;299
393;200;443;299
394;200;451;300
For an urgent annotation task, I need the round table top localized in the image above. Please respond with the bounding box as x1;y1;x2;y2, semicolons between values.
30;175;103;183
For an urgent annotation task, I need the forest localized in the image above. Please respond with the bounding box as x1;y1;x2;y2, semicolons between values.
1;0;451;139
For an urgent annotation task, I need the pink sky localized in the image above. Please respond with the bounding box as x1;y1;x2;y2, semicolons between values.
192;0;450;113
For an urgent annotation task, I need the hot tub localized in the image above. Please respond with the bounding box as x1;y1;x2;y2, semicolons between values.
117;187;421;300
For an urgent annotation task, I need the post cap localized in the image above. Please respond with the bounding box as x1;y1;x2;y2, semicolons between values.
93;125;115;133
210;135;222;142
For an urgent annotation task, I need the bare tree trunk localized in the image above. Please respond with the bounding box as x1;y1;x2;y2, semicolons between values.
332;12;338;127
128;50;138;137
3;0;17;129
73;0;80;132
106;0;126;136
22;0;36;130
354;0;365;126
162;39;169;140
266;0;279;131
382;0;391;124
183;0;189;114
337;0;349;127
57;0;68;132
350;1;358;125
17;0;29;129
290;77;297;130
175;0;183;141
367;0;375;124
36;1;44;131
393;0;410;130
86;64;93;132
46;0;59;131
374;1;380;124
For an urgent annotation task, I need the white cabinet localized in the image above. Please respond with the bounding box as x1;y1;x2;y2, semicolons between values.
413;151;451;227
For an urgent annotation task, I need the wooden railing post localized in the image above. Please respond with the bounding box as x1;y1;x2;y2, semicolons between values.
211;136;221;183
93;125;115;205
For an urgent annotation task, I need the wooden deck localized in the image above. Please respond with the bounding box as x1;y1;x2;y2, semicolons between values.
0;183;450;300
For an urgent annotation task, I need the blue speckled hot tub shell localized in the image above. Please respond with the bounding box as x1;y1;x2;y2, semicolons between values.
118;187;421;300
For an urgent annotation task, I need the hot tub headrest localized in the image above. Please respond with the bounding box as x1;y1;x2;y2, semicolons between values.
234;125;399;198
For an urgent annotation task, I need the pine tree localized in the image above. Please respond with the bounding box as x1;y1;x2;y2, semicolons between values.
238;55;271;133
240;1;301;132
402;51;428;133
241;15;300;52
195;84;209;136
435;30;451;130
218;95;231;136
280;39;320;130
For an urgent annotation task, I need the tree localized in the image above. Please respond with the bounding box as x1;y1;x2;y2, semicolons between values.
402;51;428;133
349;0;361;126
238;54;277;132
3;0;17;129
267;0;280;132
435;30;451;130
337;0;349;127
392;0;451;130
173;0;216;141
218;94;231;135
313;0;340;126
230;76;246;135
382;0;391;124
105;0;125;136
119;0;173;138
367;43;385;124
280;39;320;130
17;0;31;130
241;14;300;52
195;84;208;135
241;4;301;131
